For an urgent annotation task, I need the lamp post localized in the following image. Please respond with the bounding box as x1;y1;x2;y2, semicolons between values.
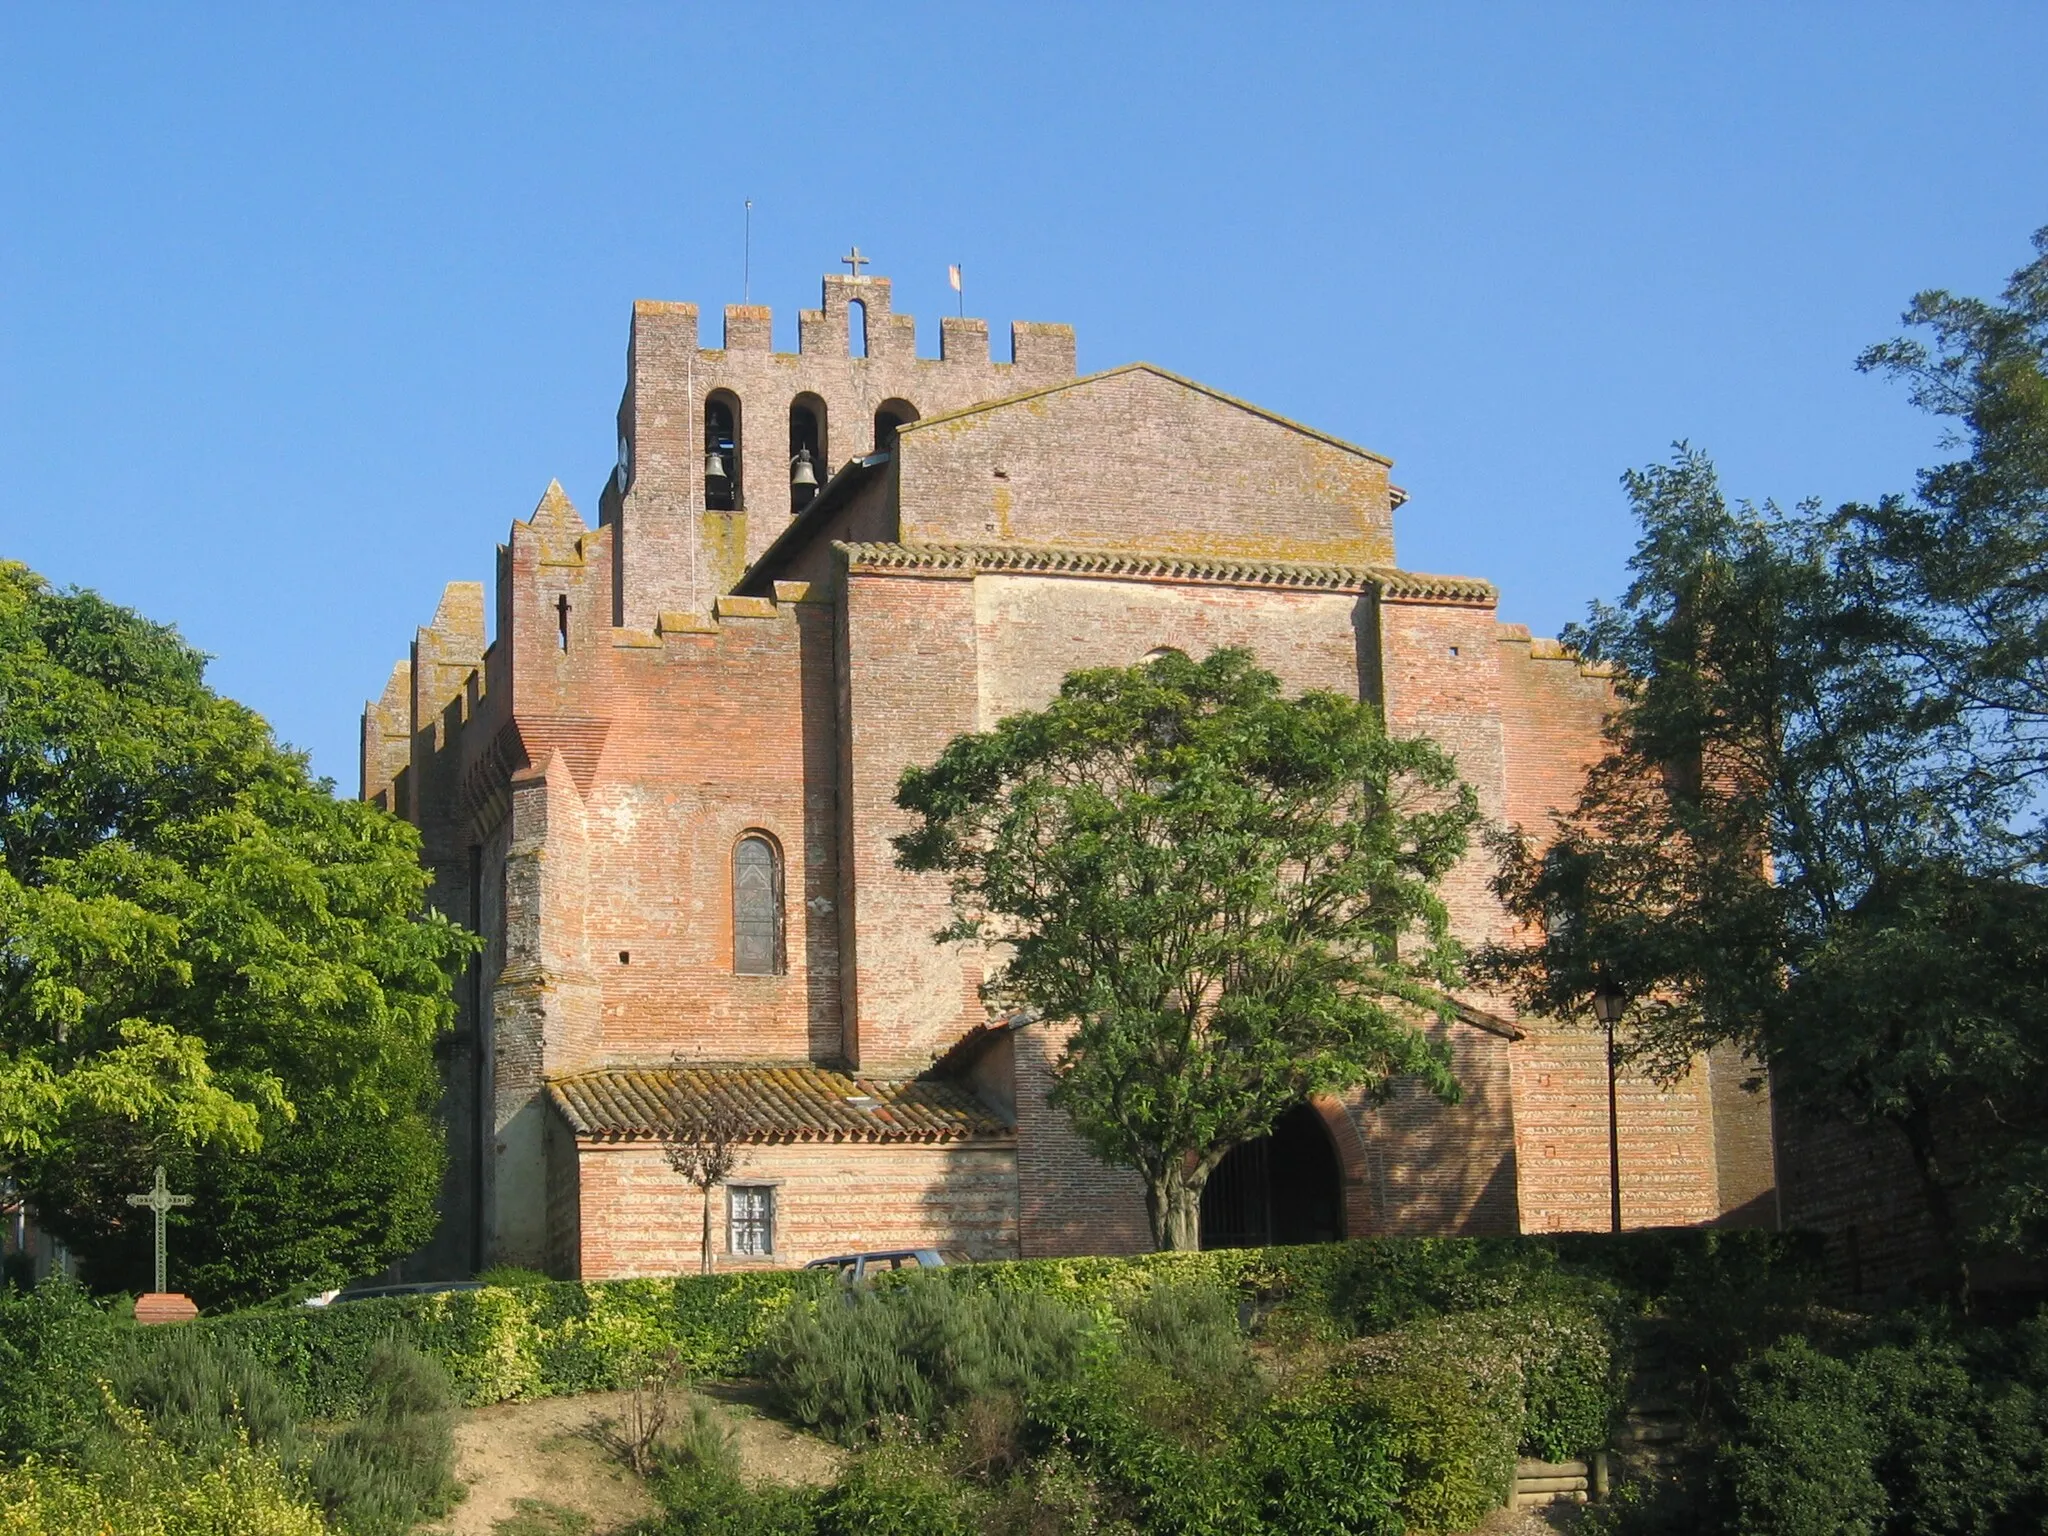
1591;984;1626;1233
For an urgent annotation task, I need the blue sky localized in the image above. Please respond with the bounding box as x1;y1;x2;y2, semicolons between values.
3;4;2044;786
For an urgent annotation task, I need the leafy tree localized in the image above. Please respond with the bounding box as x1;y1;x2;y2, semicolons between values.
1850;224;2048;863
894;648;1476;1250
0;562;472;1302
1480;224;2048;1282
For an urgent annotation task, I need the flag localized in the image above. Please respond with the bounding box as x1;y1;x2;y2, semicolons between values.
947;264;962;292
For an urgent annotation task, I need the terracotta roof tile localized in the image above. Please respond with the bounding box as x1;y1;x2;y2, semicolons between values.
833;543;1495;604
547;1064;1012;1145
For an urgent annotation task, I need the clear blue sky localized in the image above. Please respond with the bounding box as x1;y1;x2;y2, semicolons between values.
3;5;2044;786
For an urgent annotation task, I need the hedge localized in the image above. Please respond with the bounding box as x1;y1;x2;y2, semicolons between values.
7;1230;1821;1436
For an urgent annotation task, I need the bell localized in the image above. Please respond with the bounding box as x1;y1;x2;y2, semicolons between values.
790;447;817;489
704;449;727;481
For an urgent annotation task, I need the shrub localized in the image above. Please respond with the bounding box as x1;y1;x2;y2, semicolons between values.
823;1445;987;1536
109;1328;298;1462
760;1277;1091;1445
1346;1314;1521;1534
1025;1384;1263;1536
1242;1397;1401;1536
302;1340;458;1536
0;1433;326;1536
1715;1337;1886;1536
1117;1278;1257;1400
0;1281;121;1462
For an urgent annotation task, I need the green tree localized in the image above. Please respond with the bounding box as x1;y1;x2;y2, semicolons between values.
894;648;1477;1250
0;562;472;1302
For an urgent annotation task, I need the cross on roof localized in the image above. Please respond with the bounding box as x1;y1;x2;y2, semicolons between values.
126;1165;193;1295
840;246;870;277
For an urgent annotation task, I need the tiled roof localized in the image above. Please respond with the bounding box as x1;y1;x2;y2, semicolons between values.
833;543;1495;604
547;1064;1013;1145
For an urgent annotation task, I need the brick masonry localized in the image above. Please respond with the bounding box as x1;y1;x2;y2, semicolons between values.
366;266;1784;1280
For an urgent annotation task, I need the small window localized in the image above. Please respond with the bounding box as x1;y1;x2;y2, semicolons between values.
729;1185;775;1256
848;298;868;359
733;833;785;975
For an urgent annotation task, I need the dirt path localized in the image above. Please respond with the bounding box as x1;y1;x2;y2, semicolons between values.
427;1385;848;1536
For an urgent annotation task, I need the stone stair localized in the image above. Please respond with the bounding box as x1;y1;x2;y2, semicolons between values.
1514;1457;1594;1508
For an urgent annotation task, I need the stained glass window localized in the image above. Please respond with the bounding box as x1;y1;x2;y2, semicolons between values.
733;835;783;975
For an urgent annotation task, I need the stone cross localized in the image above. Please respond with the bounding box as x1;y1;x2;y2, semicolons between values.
840;245;869;277
125;1165;192;1295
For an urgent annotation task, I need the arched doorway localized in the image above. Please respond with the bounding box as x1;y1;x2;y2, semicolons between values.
1199;1103;1344;1249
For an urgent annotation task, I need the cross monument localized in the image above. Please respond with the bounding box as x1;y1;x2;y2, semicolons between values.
126;1165;193;1295
840;245;870;277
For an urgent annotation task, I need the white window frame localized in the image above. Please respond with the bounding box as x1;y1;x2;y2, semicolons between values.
727;1183;776;1257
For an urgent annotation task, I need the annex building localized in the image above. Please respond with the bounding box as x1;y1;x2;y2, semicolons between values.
364;266;1780;1280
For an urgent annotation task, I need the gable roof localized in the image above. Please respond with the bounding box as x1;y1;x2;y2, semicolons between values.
897;361;1396;470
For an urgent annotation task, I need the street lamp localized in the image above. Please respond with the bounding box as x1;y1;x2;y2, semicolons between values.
1590;982;1627;1234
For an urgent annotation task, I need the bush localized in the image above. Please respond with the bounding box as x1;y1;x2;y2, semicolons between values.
0;1433;326;1536
1346;1314;1522;1534
1116;1278;1257;1400
302;1339;458;1536
0;1281;120;1462
193;1268;826;1417
823;1445;987;1536
1715;1337;1887;1536
760;1277;1091;1444
109;1328;298;1462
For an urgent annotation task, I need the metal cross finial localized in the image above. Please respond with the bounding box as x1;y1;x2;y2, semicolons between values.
126;1165;192;1294
840;245;869;277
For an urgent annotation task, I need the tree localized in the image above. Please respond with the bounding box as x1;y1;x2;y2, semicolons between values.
894;648;1477;1250
660;1078;746;1276
0;562;473;1301
1479;435;2048;1287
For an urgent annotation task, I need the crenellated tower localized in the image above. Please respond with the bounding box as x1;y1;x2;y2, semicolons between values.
599;271;1075;628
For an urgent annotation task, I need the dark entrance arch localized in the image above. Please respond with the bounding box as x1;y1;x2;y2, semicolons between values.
1199;1103;1344;1249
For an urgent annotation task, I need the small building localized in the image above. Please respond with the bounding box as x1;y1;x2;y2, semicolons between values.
364;267;1779;1279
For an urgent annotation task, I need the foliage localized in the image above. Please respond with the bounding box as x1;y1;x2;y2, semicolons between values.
1714;1338;1889;1535
894;648;1476;1249
0;1435;326;1536
0;561;474;1305
759;1275;1091;1445
197;1268;825;1418
0;1280;120;1462
108;1328;297;1462
1345;1315;1524;1531
299;1340;458;1536
1477;232;2048;1283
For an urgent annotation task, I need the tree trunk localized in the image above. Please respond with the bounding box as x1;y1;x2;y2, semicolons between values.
700;1182;715;1276
1145;1165;1208;1251
1897;1102;1967;1304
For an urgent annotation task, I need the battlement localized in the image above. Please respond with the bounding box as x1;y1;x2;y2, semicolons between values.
605;267;1078;629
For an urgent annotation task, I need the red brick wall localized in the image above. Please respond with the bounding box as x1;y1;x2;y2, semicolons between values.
606;277;1075;626
569;1139;1020;1279
837;570;985;1073
896;368;1396;566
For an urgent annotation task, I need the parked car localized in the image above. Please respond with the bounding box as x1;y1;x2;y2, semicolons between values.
802;1249;961;1285
301;1279;489;1309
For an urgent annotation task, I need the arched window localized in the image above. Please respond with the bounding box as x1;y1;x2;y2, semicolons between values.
873;399;919;453
704;391;742;512
848;298;868;359
789;394;827;515
732;833;784;976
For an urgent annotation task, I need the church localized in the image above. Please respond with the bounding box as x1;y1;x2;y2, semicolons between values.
362;264;1780;1281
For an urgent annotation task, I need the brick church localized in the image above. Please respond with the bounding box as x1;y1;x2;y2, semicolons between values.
363;265;1780;1281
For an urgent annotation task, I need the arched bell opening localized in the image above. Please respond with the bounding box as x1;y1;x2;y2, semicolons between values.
704;391;742;512
789;394;826;514
1199;1102;1344;1250
873;399;918;454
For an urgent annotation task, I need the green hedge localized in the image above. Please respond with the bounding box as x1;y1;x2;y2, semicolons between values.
6;1230;1821;1444
192;1270;829;1419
